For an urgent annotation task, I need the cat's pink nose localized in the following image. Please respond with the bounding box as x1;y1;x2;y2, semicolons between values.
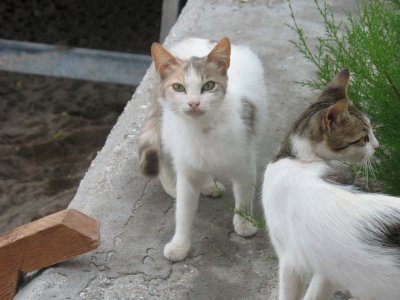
188;101;200;109
373;141;379;149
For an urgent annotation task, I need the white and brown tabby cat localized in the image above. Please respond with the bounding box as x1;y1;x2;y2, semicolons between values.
139;38;268;261
263;69;400;300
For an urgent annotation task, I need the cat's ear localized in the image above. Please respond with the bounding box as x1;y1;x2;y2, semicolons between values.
205;37;231;75
151;43;180;79
323;98;349;130
320;69;350;100
329;68;350;91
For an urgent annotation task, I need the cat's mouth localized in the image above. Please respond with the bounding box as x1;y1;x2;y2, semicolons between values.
185;110;205;117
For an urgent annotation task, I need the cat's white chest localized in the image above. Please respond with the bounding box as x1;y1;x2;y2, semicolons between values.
162;112;247;174
185;129;235;170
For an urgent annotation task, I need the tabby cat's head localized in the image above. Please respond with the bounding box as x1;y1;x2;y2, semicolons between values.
278;69;379;162
151;38;230;119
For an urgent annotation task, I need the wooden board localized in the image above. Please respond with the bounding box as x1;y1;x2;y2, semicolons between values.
0;209;100;299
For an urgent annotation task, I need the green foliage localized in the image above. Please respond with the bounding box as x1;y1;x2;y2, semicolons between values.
234;207;266;230
289;0;400;195
214;181;267;229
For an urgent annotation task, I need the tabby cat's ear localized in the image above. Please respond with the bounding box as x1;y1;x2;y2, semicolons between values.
331;68;350;86
323;99;349;130
205;37;231;75
320;69;350;100
151;43;180;79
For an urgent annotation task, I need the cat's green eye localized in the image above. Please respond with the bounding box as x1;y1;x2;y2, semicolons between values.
347;134;369;147
358;135;369;145
172;83;186;93
202;81;216;92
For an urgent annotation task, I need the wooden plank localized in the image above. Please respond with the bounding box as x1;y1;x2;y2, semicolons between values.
0;265;19;300
0;209;100;299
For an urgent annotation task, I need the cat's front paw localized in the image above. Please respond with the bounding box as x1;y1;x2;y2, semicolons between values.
233;214;258;237
201;181;225;198
163;240;191;261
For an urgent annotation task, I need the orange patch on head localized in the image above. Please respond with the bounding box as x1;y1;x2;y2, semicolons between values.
151;43;181;79
205;37;231;75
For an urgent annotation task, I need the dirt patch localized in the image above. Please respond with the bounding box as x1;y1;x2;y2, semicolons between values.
0;0;163;234
0;0;162;54
0;72;133;234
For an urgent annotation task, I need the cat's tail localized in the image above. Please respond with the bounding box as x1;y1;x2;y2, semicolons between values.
138;88;162;177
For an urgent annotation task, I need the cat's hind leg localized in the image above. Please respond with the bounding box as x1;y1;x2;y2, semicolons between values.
279;259;306;300
201;175;225;198
303;274;334;300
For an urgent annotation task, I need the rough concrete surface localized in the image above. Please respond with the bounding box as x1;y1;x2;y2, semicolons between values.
16;0;355;299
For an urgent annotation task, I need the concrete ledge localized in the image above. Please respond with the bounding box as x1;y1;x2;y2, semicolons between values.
16;0;352;299
0;39;151;85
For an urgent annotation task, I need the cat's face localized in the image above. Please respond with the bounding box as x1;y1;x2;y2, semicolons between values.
314;103;379;162
151;38;230;119
292;69;379;163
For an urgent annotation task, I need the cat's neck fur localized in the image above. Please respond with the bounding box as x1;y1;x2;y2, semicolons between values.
289;134;324;161
274;107;330;162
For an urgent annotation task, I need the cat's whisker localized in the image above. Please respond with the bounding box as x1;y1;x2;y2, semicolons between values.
368;158;377;179
360;158;367;186
206;109;225;124
355;163;363;181
366;156;376;176
365;162;370;186
364;157;372;186
362;155;379;189
369;156;379;169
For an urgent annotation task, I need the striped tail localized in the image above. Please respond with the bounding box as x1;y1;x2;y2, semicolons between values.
138;88;162;177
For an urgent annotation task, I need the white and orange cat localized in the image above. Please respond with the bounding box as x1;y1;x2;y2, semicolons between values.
139;38;267;261
263;69;400;299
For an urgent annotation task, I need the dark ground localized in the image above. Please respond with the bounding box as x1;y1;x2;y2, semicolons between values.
0;0;162;234
0;0;162;54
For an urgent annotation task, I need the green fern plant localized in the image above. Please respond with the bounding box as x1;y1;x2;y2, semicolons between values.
289;0;400;195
